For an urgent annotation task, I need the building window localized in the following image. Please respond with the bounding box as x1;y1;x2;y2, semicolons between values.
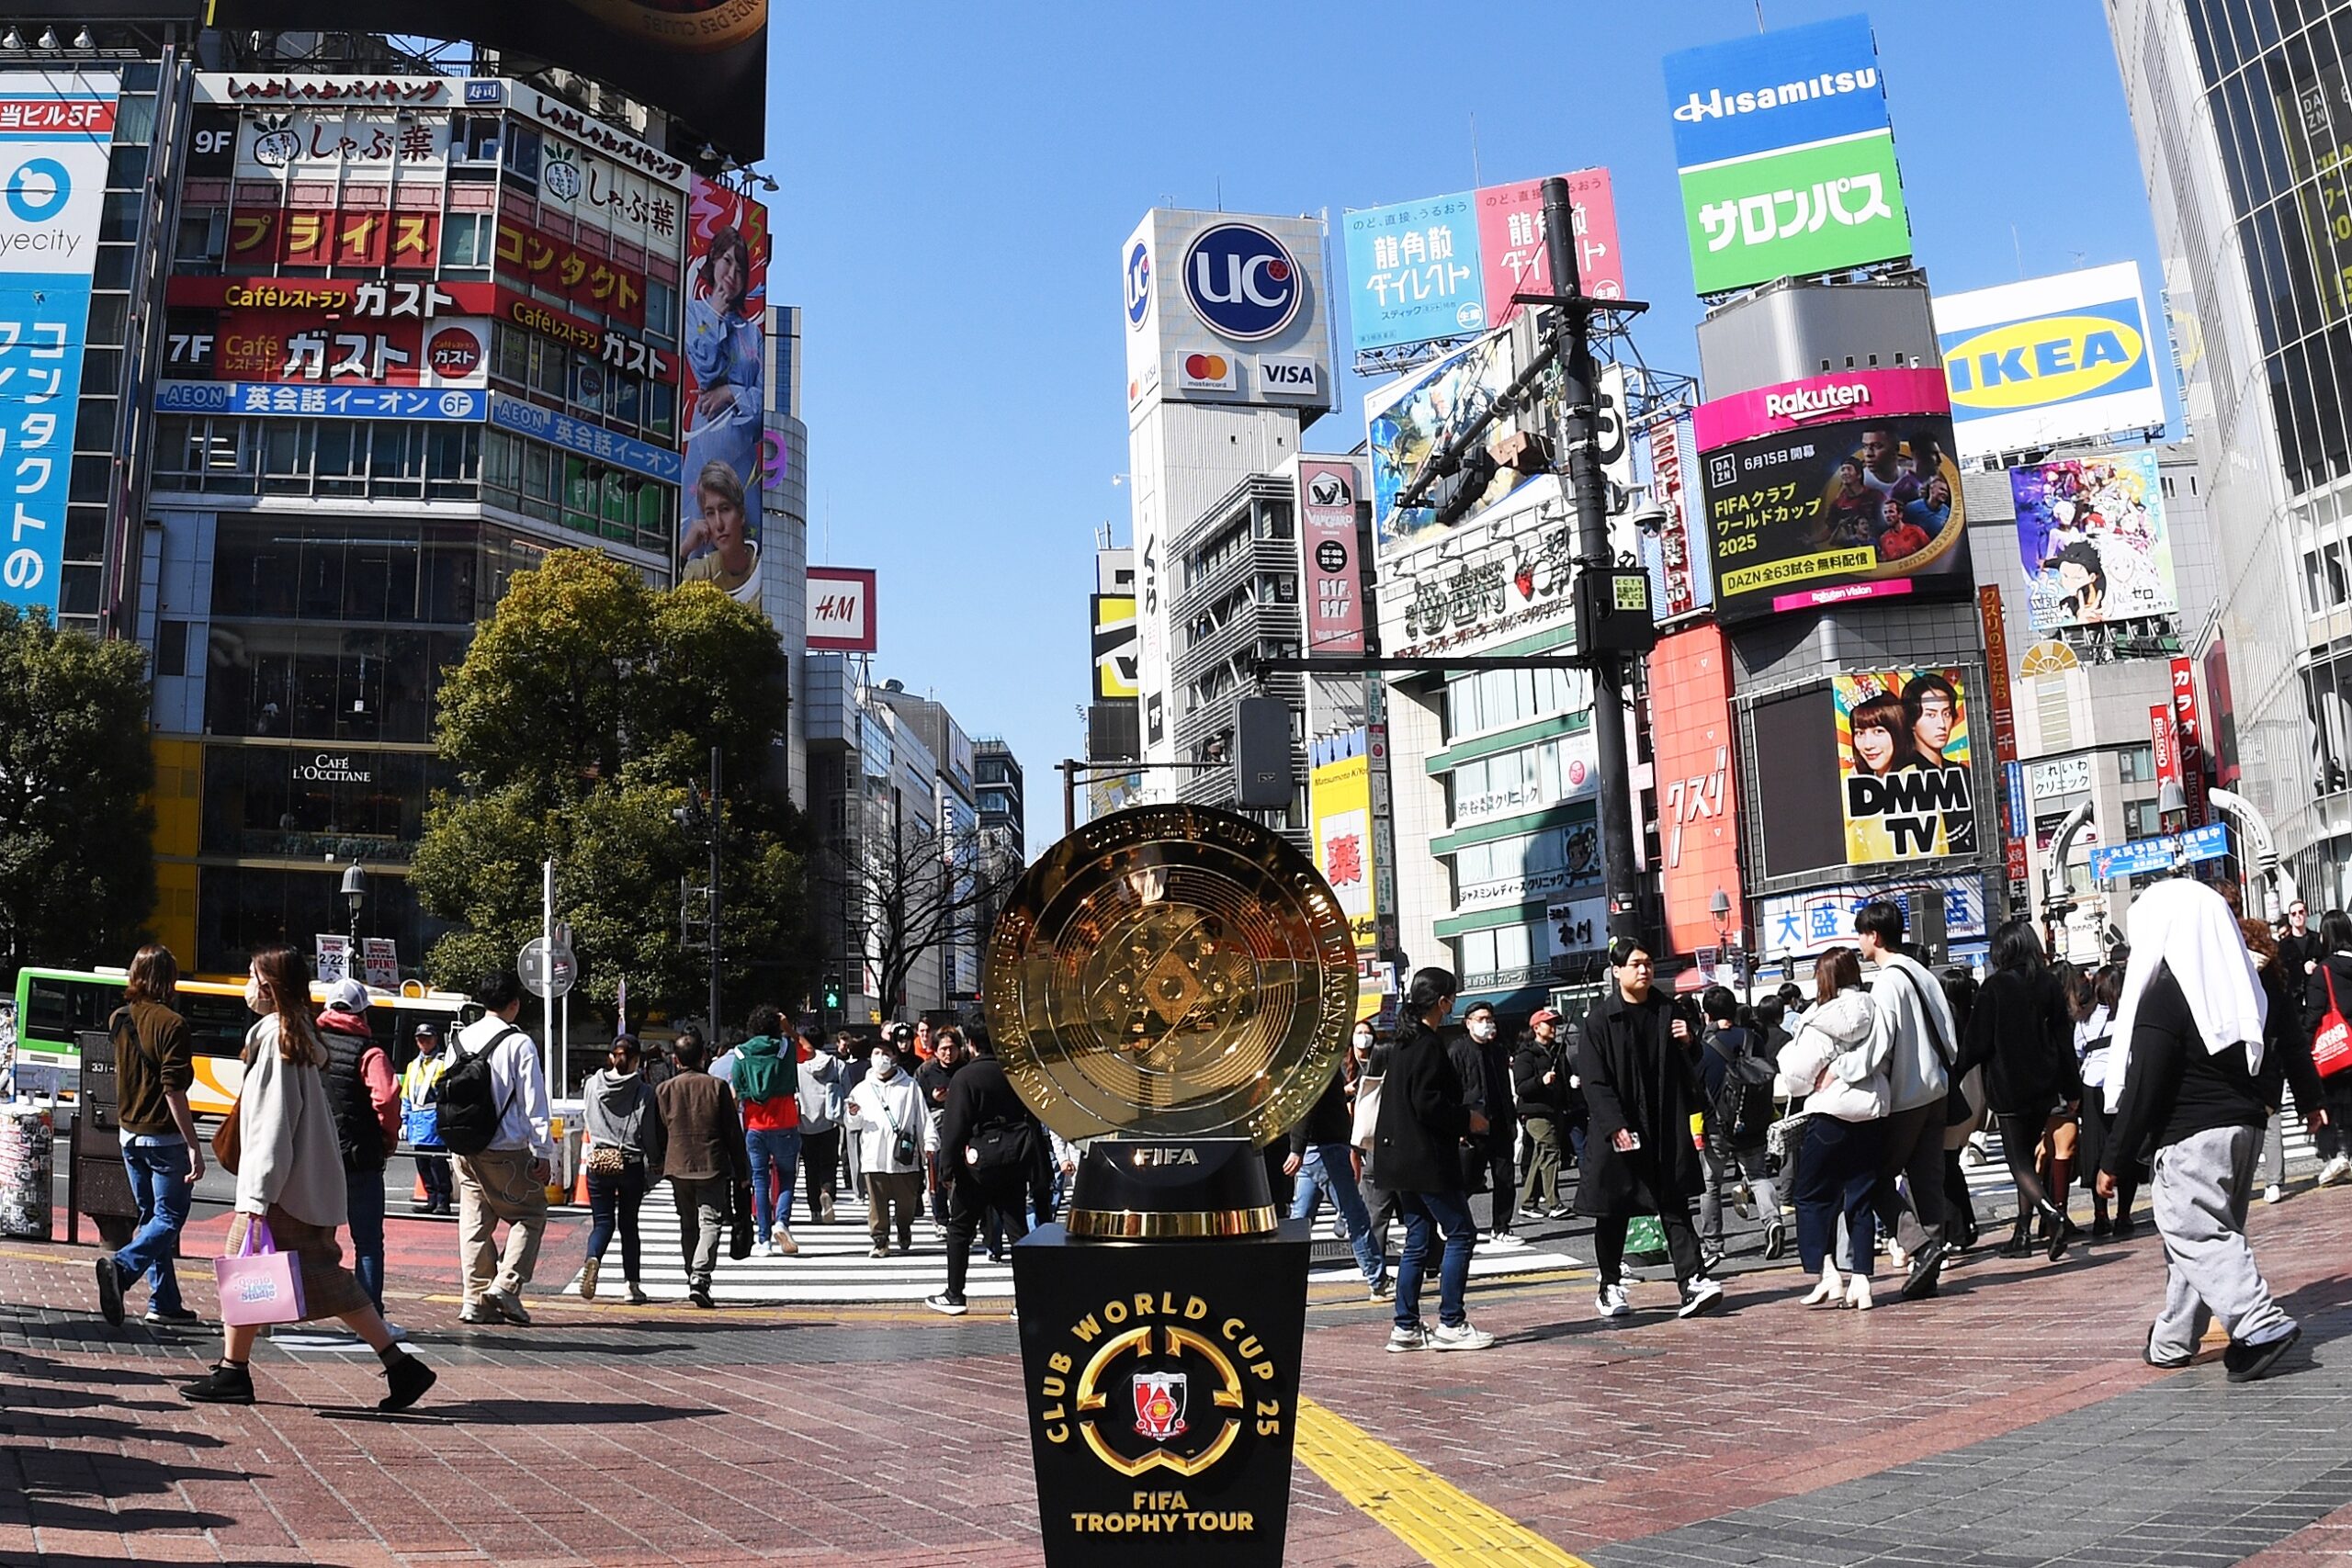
1442;665;1589;742
154;619;189;678
2124;799;2164;840
2116;742;2157;783
442;212;493;274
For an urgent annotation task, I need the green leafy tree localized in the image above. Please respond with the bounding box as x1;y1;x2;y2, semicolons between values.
409;552;812;1026
0;608;154;978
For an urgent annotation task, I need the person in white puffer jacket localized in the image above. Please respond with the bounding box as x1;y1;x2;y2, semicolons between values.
1776;948;1893;1310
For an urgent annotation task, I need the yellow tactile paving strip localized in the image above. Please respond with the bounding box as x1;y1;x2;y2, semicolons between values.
1295;1393;1596;1567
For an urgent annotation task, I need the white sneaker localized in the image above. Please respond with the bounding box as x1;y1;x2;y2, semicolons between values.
2266;1183;2286;1205
1429;1320;1496;1352
1595;1281;1631;1319
1385;1325;1427;1353
1486;1231;1529;1250
2322;1156;2352;1188
753;1238;774;1258
1678;1278;1727;1319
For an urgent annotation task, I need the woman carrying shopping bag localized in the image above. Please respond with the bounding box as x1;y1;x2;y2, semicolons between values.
180;945;434;1411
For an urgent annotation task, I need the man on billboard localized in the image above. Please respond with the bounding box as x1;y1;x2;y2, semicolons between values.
1837;671;1976;863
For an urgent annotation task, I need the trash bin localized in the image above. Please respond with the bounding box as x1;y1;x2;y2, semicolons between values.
0;1101;53;1239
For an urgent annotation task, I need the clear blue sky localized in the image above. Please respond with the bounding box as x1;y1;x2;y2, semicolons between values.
764;0;2166;846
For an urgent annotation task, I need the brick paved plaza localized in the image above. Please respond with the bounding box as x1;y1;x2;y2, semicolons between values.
5;1187;2351;1567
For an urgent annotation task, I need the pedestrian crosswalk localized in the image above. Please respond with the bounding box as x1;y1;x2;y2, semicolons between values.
556;1180;1589;1306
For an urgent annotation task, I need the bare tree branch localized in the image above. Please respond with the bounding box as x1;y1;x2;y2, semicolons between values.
820;818;1022;1016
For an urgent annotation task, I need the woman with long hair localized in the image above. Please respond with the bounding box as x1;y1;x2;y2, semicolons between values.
179;945;433;1409
1775;948;1890;1309
2304;909;2352;1187
1940;965;1986;1251
1847;692;1924;778
1961;919;2083;1259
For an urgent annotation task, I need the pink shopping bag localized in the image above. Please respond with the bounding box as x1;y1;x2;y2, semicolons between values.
214;1216;306;1326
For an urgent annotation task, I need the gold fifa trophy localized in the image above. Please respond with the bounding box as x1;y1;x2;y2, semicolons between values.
984;801;1359;1564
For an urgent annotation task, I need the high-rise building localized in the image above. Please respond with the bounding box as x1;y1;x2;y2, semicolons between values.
74;28;784;977
2108;0;2352;906
1120;209;1335;810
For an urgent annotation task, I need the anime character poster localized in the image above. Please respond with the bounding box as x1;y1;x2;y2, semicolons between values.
677;177;769;615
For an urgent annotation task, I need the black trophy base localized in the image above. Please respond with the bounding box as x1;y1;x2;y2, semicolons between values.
1012;1138;1311;1568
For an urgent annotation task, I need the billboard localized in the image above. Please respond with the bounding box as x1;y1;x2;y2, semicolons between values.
807;568;876;653
1932;263;2164;457
1694;367;1971;621
1652;625;1743;955
1340;170;1625;358
677;178;769;613
1646;412;1710;616
1365;323;1538;550
1310;730;1380;953
0;72;116;615
1122;209;1334;414
1091;593;1137;701
1833;669;1976;864
2009;451;2175;633
1662;14;1911;295
209;0;768;160
1297;457;1366;656
1376;479;1579;661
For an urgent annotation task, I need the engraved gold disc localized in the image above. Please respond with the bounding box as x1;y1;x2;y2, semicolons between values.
982;803;1356;1145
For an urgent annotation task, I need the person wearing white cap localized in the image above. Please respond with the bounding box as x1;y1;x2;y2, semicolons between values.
2100;878;2316;1382
315;976;402;1325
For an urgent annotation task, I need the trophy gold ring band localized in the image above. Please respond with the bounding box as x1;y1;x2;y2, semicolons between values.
1065;1204;1282;1240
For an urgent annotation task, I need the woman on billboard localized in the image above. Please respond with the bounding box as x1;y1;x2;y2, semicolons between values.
1848;691;1924;779
682;221;763;575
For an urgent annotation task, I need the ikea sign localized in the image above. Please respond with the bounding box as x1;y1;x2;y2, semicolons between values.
1931;262;2165;460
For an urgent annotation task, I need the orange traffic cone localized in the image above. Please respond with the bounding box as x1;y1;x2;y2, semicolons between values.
413;1171;428;1202
571;1156;590;1206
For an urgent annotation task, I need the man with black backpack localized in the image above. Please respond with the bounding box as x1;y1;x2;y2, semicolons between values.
925;1028;1039;1316
443;971;553;1326
1697;986;1784;1265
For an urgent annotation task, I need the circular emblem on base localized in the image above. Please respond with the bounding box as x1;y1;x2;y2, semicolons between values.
984;804;1355;1145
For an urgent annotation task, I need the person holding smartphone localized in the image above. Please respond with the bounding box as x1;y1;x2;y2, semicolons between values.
1575;938;1724;1322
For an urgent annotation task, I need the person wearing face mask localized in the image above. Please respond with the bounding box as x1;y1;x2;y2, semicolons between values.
1459;1003;1524;1248
1374;968;1493;1352
1284;1019;1392;1302
401;1023;454;1216
847;1041;933;1258
1347;1021;1401;1263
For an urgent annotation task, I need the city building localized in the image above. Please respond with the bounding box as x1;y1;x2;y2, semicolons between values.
1120;208;1336;805
870;680;981;1009
972;735;1023;963
2108;0;2352;907
1964;444;2222;960
7;24;786;978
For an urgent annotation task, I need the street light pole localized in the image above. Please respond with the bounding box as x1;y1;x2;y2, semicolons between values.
707;744;723;1042
1540;175;1645;943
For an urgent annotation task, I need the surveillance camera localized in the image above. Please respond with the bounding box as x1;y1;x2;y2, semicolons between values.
1630;503;1668;536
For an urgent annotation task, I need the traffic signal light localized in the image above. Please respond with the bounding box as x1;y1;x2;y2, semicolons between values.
821;972;843;1011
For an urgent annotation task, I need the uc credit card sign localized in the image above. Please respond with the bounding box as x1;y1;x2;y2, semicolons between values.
1932;262;2165;458
0;72;117;614
1661;15;1912;294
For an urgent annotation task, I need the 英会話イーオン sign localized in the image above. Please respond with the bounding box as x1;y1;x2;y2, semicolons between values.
1662;14;1912;296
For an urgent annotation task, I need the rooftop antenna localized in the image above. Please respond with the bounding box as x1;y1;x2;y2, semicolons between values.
1470;112;1483;189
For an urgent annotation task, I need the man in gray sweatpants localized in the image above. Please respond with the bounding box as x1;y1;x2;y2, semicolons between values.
2145;1125;2297;1363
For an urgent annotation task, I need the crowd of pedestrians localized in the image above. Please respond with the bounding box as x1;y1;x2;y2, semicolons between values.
1351;881;2322;1382
85;870;2335;1405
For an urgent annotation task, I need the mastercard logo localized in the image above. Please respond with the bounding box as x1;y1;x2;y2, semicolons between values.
1183;353;1231;379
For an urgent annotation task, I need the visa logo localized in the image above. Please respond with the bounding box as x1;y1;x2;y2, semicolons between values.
1942;306;2146;412
1261;357;1318;391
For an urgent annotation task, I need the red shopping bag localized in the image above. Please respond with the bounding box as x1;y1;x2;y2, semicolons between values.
2314;967;2352;1078
214;1216;305;1326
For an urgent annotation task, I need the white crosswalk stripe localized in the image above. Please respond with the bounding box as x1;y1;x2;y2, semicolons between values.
560;1180;1588;1305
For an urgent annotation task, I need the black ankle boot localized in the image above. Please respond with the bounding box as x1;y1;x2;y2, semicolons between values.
1996;1217;2033;1258
2044;1204;2077;1261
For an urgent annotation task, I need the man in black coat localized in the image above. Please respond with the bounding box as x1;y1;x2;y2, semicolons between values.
925;1029;1040;1316
1373;968;1495;1353
1573;939;1723;1321
1461;1002;1523;1247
